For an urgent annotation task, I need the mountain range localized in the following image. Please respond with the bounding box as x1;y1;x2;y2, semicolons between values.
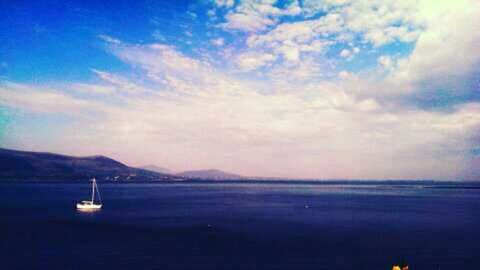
140;165;174;175
177;169;245;180
0;148;175;181
0;147;246;181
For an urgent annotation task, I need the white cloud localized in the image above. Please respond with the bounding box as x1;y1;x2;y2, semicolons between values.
339;49;351;58
221;0;422;49
98;34;121;44
284;0;302;16
221;0;471;74
338;70;352;79
0;83;104;115
236;0;480;101
339;47;360;60
246;13;342;48
387;0;480;92
233;11;347;70
277;42;300;62
267;57;326;82
3;41;480;179
356;99;380;112
378;55;394;70
339;0;421;46
110;44;214;87
214;0;235;8
210;37;225;46
235;51;276;71
221;11;276;32
234;15;338;70
218;0;309;33
70;83;116;95
92;69;148;94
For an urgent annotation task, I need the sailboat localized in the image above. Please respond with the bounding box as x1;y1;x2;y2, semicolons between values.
76;178;102;210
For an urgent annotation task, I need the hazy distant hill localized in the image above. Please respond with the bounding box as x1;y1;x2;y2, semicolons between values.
0;148;174;181
140;165;174;175
177;169;245;180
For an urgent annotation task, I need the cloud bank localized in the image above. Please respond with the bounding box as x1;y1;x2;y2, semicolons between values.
1;0;479;180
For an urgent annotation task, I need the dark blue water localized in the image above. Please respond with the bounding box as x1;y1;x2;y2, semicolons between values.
1;182;479;270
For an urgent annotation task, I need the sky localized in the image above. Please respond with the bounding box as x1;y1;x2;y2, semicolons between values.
0;0;479;180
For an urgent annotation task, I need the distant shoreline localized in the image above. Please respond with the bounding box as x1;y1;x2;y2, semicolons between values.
2;179;479;188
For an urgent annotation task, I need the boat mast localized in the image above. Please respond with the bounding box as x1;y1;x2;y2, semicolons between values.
91;178;95;202
96;180;102;204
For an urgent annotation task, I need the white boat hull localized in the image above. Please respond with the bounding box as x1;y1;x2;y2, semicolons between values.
76;203;102;210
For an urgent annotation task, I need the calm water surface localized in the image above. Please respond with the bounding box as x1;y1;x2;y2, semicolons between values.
1;182;479;269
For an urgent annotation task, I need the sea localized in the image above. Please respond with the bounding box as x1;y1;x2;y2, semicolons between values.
1;181;479;270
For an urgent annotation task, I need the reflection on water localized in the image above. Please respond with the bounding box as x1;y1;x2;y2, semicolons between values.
76;207;102;213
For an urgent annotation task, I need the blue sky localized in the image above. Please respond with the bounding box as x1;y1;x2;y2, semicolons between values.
1;0;479;180
0;0;416;83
